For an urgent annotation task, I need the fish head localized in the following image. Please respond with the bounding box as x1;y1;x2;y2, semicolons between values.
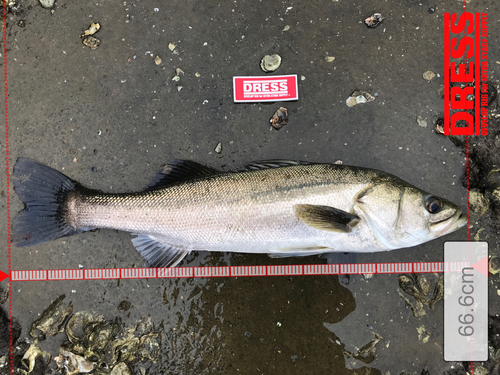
354;181;467;249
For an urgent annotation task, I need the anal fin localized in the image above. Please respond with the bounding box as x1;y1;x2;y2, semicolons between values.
131;234;189;267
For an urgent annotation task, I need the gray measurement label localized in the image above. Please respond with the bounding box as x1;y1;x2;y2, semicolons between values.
444;241;488;361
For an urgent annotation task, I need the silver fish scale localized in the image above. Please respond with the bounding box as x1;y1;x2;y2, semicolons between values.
71;164;385;253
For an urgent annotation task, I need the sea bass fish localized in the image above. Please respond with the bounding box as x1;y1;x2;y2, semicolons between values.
12;158;466;267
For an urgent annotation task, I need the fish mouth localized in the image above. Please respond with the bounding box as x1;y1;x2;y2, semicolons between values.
432;209;467;237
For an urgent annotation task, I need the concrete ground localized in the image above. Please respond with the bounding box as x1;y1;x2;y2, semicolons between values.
1;0;499;374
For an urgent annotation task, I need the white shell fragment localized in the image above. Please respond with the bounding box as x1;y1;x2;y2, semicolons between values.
172;68;184;82
154;55;162;65
260;54;282;73
325;56;335;62
345;91;375;107
416;115;428;128
39;0;55;8
80;22;101;37
364;13;385;28
215;143;222;154
169;43;179;55
423;70;436;81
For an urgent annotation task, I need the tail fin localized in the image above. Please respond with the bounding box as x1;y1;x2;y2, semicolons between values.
12;158;84;247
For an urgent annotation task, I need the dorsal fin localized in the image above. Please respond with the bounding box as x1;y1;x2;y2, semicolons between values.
143;159;220;191
242;160;315;171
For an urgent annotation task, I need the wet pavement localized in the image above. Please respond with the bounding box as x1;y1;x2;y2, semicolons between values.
1;0;500;373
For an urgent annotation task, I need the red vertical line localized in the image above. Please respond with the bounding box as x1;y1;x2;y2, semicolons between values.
467;12;473;367
2;0;12;372
466;135;470;241
444;13;450;135
475;13;480;135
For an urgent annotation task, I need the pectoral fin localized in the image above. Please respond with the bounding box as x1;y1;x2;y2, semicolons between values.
293;204;360;233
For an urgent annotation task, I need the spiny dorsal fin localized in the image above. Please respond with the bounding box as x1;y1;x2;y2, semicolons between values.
144;159;220;191
242;160;315;171
293;204;360;233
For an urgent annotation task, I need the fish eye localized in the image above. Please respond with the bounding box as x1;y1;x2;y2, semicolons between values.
425;196;442;213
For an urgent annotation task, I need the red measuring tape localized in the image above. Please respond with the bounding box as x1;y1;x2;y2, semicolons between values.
7;261;472;281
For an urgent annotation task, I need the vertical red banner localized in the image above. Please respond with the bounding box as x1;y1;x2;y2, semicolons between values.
444;12;489;136
444;13;450;135
475;13;480;135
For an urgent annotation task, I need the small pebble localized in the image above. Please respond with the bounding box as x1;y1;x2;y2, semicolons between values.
423;71;436;81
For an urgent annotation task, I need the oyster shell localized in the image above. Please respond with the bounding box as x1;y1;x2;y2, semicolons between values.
398;274;444;318
489;256;500;275
260;54;281;73
364;13;385;28
82;36;101;49
270;107;288;130
469;189;489;216
88;321;121;353
343;332;382;364
487;169;500;185
30;294;73;338
110;362;132;375
435;118;445;134
21;341;50;373
66;311;103;345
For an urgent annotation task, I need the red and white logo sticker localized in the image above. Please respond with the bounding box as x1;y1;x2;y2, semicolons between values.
233;75;298;102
